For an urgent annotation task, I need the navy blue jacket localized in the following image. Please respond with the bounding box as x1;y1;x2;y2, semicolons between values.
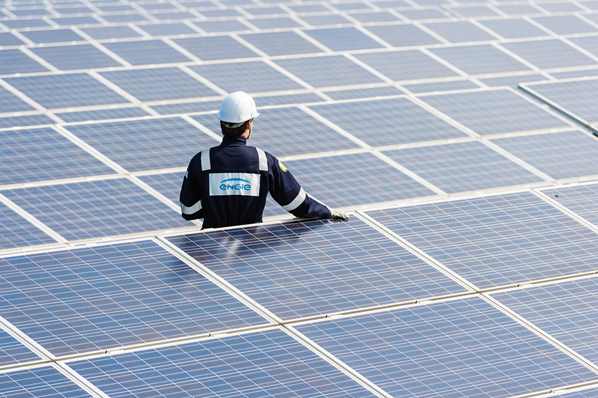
180;136;331;228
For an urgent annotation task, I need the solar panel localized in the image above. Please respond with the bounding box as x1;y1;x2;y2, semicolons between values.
532;15;597;35
82;25;141;40
0;202;55;250
194;106;357;156
501;39;596;69
543;183;598;227
0;32;24;46
0;367;90;398
254;93;323;106
137;22;196;36
30;44;121;71
247;16;301;29
3;179;189;240
424;20;497;42
193;19;251;33
493;131;598;179
430;44;531;75
174;35;258;60
139;171;185;204
168;218;462;319
1;18;50;29
494;277;598;364
363;23;440;47
21;28;84;43
5;73;129;109
274;55;382;88
479;18;548;39
66;117;218;171
299;14;352;26
420;89;568;135
355;50;459;81
303;27;383;51
0;240;265;356
0;49;47;75
323;86;401;100
151;100;221;115
0;114;54;129
0;328;39;367
191;60;302;94
402;79;480;93
100;67;217;102
297;297;596;398
70;329;373;397
57;107;149;123
309;97;467;146
367;192;598;289
241;31;322;56
571;35;598;58
348;10;399;23
103;39;191;65
522;79;598;126
0;127;114;185
0;87;33;113
286;152;434;207
384;141;542;193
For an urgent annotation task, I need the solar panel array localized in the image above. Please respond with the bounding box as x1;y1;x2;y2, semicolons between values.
1;0;598;395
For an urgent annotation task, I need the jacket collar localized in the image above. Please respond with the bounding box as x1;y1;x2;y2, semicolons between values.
220;135;247;146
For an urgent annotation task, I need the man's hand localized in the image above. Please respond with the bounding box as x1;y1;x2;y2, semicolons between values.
330;209;350;221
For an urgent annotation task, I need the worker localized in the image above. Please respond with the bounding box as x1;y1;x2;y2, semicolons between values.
179;91;349;229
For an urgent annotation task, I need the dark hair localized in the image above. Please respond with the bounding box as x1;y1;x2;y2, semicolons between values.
220;120;249;137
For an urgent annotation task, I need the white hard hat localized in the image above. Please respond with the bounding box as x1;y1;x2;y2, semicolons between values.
218;91;259;125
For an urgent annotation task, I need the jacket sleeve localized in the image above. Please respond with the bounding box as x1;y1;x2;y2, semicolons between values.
267;153;331;219
179;154;204;220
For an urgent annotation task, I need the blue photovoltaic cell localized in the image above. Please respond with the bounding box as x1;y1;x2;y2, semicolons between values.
0;202;54;250
50;16;100;26
100;67;217;101
1;18;50;29
532;15;597;35
57;107;149;123
286;153;434;207
71;329;372;397
31;44;121;71
424;20;497;42
299;14;352;26
5;73;129;109
137;22;196;36
421;89;568;135
430;44;531;75
403;79;480;93
496;277;598;363
303;26;383;51
0;114;54;129
367;192;598;288
247;16;301;29
479;18;549;39
494;131;598;179
298;297;596;398
241;31;322;56
523;79;598;125
356;50;459;81
151;100;222;115
82;25;142;40
0;240;265;355
191;61;302;93
21;28;84;43
255;93;323;106
310;97;467;146
66;117;218;171
275;55;383;88
323;86;401;100
139;171;186;204
174;35;258;60
193;19;251;33
501;39;596;69
384;142;542;193
0;87;32;113
3;179;188;240
0;127;114;185
543;183;598;226
103;39;190;65
0;32;24;46
0;367;90;398
168;219;462;319
365;23;440;47
0;328;39;367
0;49;47;75
348;10;399;23
194;106;356;156
102;13;148;23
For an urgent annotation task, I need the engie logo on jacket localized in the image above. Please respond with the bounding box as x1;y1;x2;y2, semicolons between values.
209;173;260;196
